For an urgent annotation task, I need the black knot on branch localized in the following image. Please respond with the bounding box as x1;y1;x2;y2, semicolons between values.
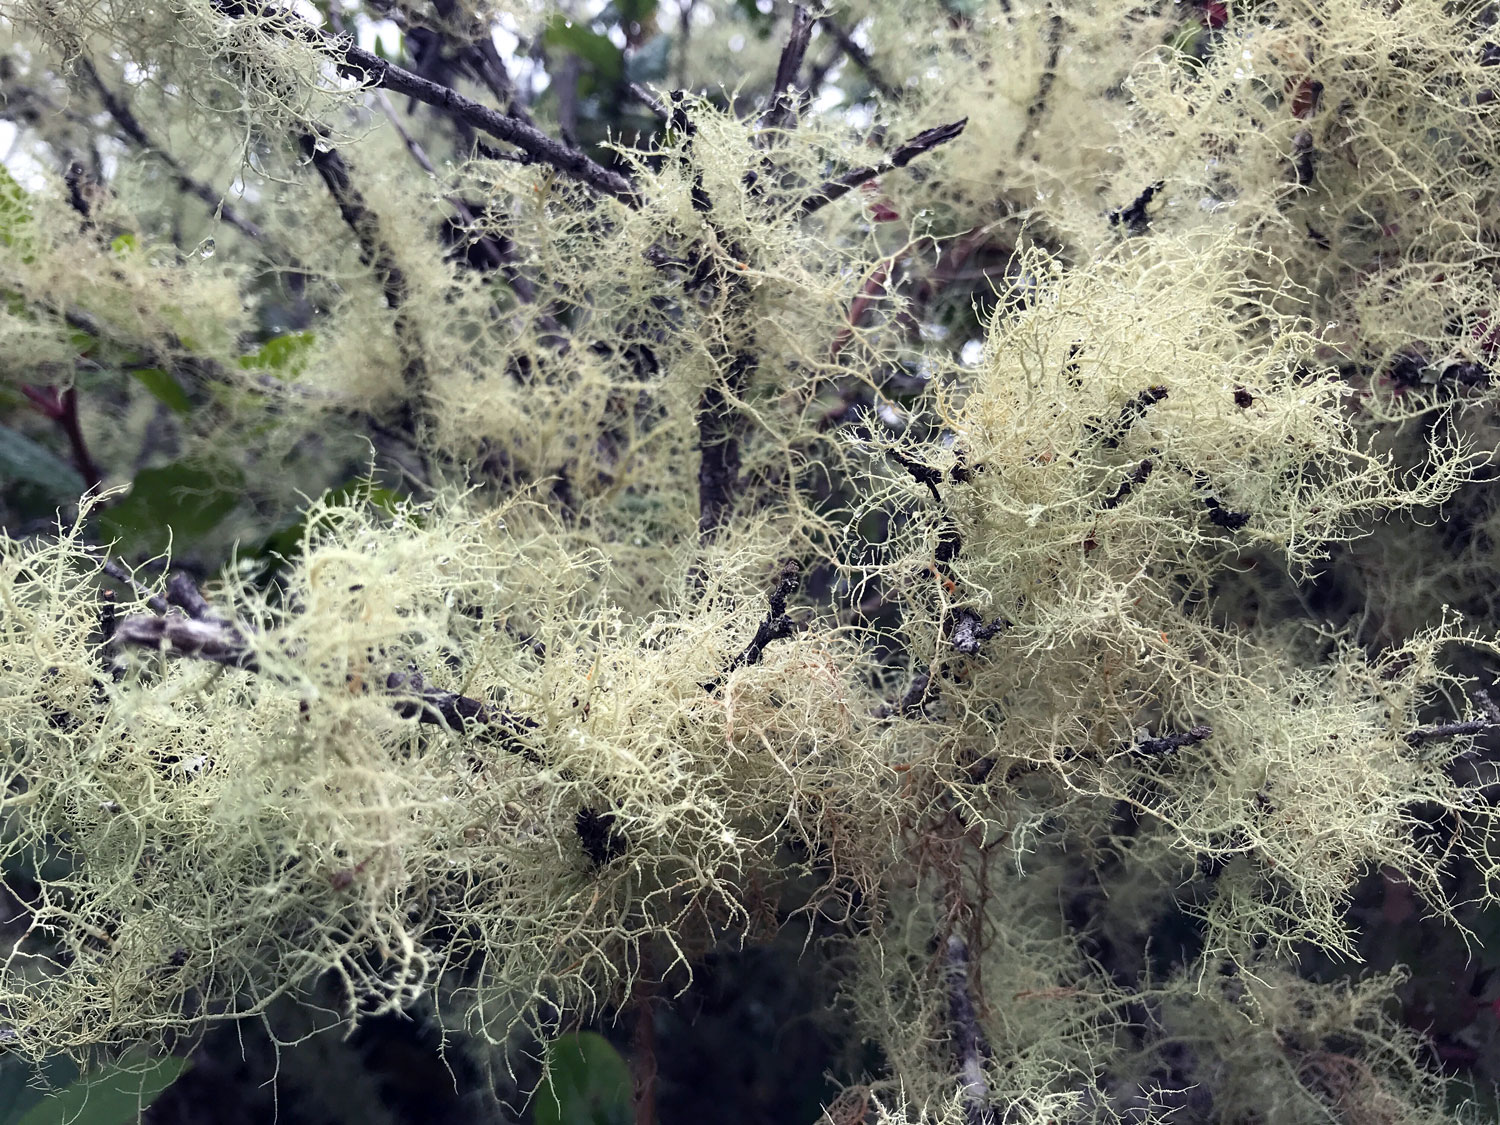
1203;497;1250;530
1189;469;1250;530
948;609;1008;655
576;807;626;867
1133;724;1212;757
1109;180;1164;235
703;560;803;694
890;450;944;502
1086;385;1168;449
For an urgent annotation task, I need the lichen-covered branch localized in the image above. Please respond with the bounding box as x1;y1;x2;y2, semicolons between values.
798;118;968;217
209;0;638;205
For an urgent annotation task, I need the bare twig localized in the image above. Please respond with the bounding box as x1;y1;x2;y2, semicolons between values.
759;4;815;134
889;449;944;502
799;118;968;217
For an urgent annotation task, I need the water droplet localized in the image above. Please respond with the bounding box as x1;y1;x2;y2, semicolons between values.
198;238;216;259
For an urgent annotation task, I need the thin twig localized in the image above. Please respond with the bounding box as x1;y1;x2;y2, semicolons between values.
99;558;169;615
658;90;757;543
759;4;815;134
702;561;801;694
209;0;638;205
626;82;670;123
366;86;506;273
430;0;537;127
298;131;408;313
799;118;967;217
819;17;900;102
296;128;433;487
76;56;268;245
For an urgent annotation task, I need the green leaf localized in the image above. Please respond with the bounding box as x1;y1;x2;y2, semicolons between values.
99;461;243;557
128;368;191;415
10;1054;189;1125
544;18;624;86
238;331;315;378
605;0;655;26
0;1053;80;1125
535;1033;633;1125
0;164;31;250
109;233;137;255
0;423;86;497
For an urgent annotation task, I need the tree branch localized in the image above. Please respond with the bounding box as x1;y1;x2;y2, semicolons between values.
945;935;993;1125
799;118;967;217
702;560;801;694
209;0;638;206
759;4;815;134
109;570;541;758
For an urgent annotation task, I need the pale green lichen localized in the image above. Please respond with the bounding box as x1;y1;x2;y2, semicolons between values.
5;0;1500;1120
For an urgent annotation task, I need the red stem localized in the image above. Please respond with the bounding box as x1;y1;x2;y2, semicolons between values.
24;384;103;492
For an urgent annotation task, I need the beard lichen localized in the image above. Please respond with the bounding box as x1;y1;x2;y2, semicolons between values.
6;0;1500;1119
